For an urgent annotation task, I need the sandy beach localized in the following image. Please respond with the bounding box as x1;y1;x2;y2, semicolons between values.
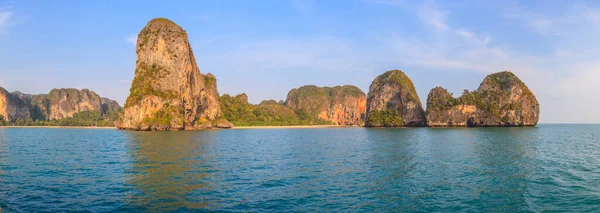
232;125;360;129
0;125;361;130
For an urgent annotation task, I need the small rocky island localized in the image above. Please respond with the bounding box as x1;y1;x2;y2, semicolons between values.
426;71;539;127
365;70;427;127
117;18;231;130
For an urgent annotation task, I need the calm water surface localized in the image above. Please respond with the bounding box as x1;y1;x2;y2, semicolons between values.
0;125;599;212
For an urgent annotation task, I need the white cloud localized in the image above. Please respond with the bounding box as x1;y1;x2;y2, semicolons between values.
418;0;448;31
379;1;521;74
0;9;13;32
196;0;600;122
125;34;137;45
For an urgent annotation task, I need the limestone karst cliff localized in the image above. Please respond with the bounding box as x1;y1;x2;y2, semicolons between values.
285;85;367;126
426;71;539;127
43;88;103;120
0;88;31;122
365;70;427;127
0;87;121;125
117;18;230;130
220;93;302;126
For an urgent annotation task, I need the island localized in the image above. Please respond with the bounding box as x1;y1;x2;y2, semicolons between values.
0;18;540;130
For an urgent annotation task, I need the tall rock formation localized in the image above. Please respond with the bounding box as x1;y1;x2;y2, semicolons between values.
426;71;539;127
0;87;31;122
285;85;366;126
117;18;230;130
365;70;426;127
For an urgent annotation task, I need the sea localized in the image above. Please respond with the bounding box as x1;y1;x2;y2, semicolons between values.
0;124;598;212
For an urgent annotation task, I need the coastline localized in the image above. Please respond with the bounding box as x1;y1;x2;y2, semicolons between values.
0;125;354;130
231;125;357;129
0;126;117;129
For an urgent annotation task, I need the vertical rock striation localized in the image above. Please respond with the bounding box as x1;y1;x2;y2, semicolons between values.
365;70;426;127
285;85;367;126
0;88;31;122
45;88;103;120
117;18;230;130
426;71;539;127
0;87;120;123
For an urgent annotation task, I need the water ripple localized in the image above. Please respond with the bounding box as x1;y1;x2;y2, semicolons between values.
0;125;598;212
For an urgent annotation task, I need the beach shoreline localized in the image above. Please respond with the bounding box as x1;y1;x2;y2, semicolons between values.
231;125;360;129
0;125;362;130
0;126;117;129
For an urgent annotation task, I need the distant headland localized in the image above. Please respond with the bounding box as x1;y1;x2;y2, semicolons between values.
0;18;539;130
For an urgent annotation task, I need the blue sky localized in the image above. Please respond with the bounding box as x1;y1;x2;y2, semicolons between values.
0;0;599;123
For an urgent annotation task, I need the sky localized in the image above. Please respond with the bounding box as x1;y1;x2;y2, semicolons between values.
0;0;599;123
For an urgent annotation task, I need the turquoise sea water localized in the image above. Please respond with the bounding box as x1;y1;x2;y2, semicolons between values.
0;124;598;212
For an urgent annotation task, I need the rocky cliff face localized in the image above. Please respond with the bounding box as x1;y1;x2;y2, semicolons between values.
0;87;120;123
0;88;31;122
43;88;103;120
117;18;230;130
285;85;366;126
101;98;123;120
426;71;539;127
365;70;426;127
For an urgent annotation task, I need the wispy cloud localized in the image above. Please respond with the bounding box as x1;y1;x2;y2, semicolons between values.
379;1;521;74
125;34;137;45
418;0;448;31
504;3;600;36
0;8;13;33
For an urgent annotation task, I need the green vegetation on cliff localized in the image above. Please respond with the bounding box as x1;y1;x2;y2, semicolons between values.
125;63;176;108
429;72;534;118
365;110;403;127
0;110;116;127
220;93;330;126
426;71;539;126
373;70;420;101
0;87;122;127
366;70;426;127
141;105;185;127
285;85;331;122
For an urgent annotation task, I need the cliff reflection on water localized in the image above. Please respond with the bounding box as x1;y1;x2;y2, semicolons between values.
125;131;221;211
0;125;599;212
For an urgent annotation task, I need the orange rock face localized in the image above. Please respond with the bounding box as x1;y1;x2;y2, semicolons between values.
117;18;230;130
285;85;367;126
